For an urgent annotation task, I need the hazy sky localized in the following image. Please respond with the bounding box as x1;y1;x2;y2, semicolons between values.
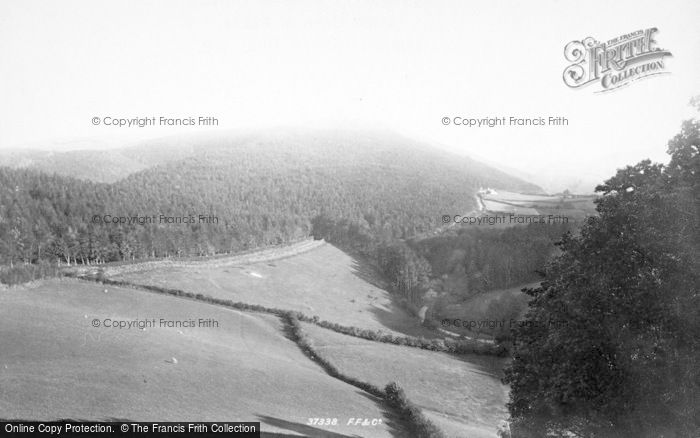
1;0;699;192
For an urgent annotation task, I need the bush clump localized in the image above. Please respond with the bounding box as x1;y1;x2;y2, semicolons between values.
0;262;60;286
384;382;446;438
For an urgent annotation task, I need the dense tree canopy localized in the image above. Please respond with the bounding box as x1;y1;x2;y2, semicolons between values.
0;130;538;272
504;117;700;437
411;224;571;295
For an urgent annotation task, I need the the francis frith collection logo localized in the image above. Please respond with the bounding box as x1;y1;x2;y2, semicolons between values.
563;28;672;92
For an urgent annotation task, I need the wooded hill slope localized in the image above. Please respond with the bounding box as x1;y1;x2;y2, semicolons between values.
0;129;541;267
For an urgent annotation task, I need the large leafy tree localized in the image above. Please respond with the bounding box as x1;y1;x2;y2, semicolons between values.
504;105;700;437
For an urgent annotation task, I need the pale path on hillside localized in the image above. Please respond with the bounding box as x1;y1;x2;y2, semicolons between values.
68;239;326;277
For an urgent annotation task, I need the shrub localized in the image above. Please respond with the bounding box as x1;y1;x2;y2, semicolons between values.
384;382;446;438
0;262;60;286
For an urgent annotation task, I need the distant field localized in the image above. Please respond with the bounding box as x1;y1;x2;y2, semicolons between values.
481;199;539;216
0;279;400;437
480;190;597;220
300;322;510;438
110;242;435;338
483;191;559;202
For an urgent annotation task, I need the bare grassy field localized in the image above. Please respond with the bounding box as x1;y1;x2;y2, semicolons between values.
483;190;560;202
300;322;510;438
0;279;401;437
2;242;519;437
480;190;597;219
110;242;435;338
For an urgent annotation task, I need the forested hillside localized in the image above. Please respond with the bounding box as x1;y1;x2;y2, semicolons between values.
410;224;571;295
0;129;540;272
313;214;572;329
0;149;149;183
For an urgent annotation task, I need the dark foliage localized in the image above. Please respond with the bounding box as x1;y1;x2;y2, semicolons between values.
503;117;700;437
0;261;60;285
0;130;538;269
412;224;571;295
384;382;446;438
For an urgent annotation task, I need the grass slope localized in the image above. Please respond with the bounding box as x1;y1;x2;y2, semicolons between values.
110;242;435;338
299;322;510;438
0;279;399;437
